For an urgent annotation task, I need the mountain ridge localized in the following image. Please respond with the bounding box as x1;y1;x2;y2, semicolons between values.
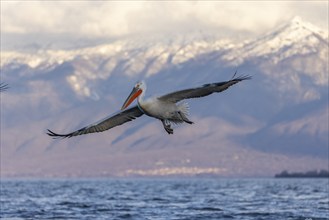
1;17;328;177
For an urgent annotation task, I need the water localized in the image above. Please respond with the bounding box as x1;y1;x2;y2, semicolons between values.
1;178;328;220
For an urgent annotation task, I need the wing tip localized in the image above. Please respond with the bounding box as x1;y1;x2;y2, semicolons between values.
46;129;71;139
238;75;252;81
232;72;252;81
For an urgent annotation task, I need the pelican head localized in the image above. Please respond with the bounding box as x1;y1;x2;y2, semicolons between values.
121;81;146;110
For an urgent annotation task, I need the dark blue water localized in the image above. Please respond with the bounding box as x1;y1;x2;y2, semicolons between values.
1;178;328;220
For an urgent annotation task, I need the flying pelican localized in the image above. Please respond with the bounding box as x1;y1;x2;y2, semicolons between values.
47;73;251;138
0;83;9;92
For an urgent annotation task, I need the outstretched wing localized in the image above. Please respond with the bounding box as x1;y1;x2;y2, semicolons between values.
0;83;9;92
158;73;251;103
47;106;144;139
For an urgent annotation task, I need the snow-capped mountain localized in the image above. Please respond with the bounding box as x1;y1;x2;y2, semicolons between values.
1;17;328;177
228;16;328;63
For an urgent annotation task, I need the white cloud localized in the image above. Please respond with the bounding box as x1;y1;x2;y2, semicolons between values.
1;1;328;49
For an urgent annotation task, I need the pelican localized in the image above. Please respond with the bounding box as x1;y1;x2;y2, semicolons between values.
47;73;251;138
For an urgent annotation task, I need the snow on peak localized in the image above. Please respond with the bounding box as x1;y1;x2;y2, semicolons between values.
289;16;326;36
223;16;328;65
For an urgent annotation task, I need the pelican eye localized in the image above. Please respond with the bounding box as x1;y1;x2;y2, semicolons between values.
136;82;142;88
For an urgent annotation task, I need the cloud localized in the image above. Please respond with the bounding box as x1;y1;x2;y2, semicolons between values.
1;1;328;49
2;1;147;37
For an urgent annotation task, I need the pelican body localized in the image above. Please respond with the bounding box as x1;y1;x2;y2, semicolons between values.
120;81;193;134
47;73;251;138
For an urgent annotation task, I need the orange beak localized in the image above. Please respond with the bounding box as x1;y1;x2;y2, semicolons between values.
121;87;142;110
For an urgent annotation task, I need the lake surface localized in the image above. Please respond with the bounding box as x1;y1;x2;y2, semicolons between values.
1;178;328;219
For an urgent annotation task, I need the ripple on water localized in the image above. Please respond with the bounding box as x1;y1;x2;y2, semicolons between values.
1;178;328;220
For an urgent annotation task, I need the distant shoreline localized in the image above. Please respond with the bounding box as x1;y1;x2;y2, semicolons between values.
275;170;329;178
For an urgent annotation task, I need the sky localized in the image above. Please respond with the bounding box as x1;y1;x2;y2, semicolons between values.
1;1;328;50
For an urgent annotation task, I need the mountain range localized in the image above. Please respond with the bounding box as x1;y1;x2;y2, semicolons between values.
1;17;328;177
